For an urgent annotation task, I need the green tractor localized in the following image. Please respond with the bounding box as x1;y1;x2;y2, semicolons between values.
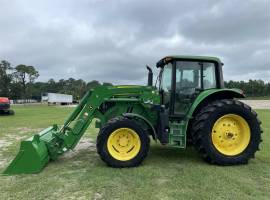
3;55;262;175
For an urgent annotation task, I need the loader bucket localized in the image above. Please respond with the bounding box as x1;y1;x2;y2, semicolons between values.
3;127;56;175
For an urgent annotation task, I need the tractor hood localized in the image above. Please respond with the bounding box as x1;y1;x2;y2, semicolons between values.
111;85;152;90
104;85;160;104
109;85;156;95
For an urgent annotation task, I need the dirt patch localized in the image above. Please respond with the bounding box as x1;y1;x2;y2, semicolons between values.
15;127;42;134
240;100;270;109
0;139;13;166
156;178;169;186
0;159;7;166
61;138;96;159
0;139;12;149
6;134;27;141
2;127;43;141
93;192;103;200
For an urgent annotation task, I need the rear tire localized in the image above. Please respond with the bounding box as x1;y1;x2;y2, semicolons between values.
192;99;262;165
97;117;150;167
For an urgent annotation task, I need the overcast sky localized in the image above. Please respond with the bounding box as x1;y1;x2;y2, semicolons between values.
1;0;270;84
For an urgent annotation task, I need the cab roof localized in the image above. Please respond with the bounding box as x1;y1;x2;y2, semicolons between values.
156;55;222;68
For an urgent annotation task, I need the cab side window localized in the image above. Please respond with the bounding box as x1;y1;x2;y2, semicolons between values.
203;63;216;89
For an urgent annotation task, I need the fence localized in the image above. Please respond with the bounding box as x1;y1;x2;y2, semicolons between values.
10;99;39;104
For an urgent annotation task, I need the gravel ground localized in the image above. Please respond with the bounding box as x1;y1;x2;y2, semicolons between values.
240;100;270;109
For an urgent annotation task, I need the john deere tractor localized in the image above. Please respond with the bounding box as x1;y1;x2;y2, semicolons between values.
4;55;262;175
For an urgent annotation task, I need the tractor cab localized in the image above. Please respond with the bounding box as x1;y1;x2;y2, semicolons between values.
150;56;228;146
155;56;224;118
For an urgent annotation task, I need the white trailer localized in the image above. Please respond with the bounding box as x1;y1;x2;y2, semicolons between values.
42;93;73;105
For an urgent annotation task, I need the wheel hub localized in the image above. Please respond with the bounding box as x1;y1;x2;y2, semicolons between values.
107;128;141;161
225;132;234;139
119;136;129;147
212;114;251;156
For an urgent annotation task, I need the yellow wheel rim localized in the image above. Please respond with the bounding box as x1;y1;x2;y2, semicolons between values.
212;114;251;156
107;128;141;161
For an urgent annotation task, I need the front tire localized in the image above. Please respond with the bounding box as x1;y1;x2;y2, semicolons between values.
97;117;150;167
192;99;262;165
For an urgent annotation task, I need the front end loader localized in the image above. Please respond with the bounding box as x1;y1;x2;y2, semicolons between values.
3;55;262;175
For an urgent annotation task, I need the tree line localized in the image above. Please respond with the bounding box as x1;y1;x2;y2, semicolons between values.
224;80;270;97
0;60;112;101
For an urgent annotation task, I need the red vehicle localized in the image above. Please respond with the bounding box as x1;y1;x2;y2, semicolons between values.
0;97;14;115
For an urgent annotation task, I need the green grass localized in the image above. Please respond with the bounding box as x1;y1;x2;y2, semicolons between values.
243;96;270;100
0;105;270;200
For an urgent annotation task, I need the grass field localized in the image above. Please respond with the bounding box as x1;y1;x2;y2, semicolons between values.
0;105;270;200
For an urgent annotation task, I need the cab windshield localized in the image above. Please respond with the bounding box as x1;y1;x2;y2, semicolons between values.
159;61;217;92
158;60;217;113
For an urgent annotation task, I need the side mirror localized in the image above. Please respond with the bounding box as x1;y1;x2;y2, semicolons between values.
146;65;153;86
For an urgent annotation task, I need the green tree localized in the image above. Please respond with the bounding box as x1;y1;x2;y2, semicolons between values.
225;79;270;97
103;82;113;87
14;65;39;100
0;60;13;97
87;80;101;89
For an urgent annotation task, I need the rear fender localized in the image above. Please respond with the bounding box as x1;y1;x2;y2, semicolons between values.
187;88;245;118
183;89;245;140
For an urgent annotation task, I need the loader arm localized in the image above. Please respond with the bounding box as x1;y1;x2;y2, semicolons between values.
58;87;108;151
57;85;155;152
3;85;158;175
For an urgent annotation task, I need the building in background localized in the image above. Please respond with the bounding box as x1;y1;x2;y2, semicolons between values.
41;93;73;105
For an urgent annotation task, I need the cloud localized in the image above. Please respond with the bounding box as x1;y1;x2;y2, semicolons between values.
0;0;269;84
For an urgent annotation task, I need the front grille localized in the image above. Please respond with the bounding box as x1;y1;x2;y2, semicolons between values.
0;104;10;110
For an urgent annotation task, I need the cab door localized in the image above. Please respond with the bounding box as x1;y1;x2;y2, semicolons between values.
173;61;201;116
160;62;173;111
173;61;217;117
